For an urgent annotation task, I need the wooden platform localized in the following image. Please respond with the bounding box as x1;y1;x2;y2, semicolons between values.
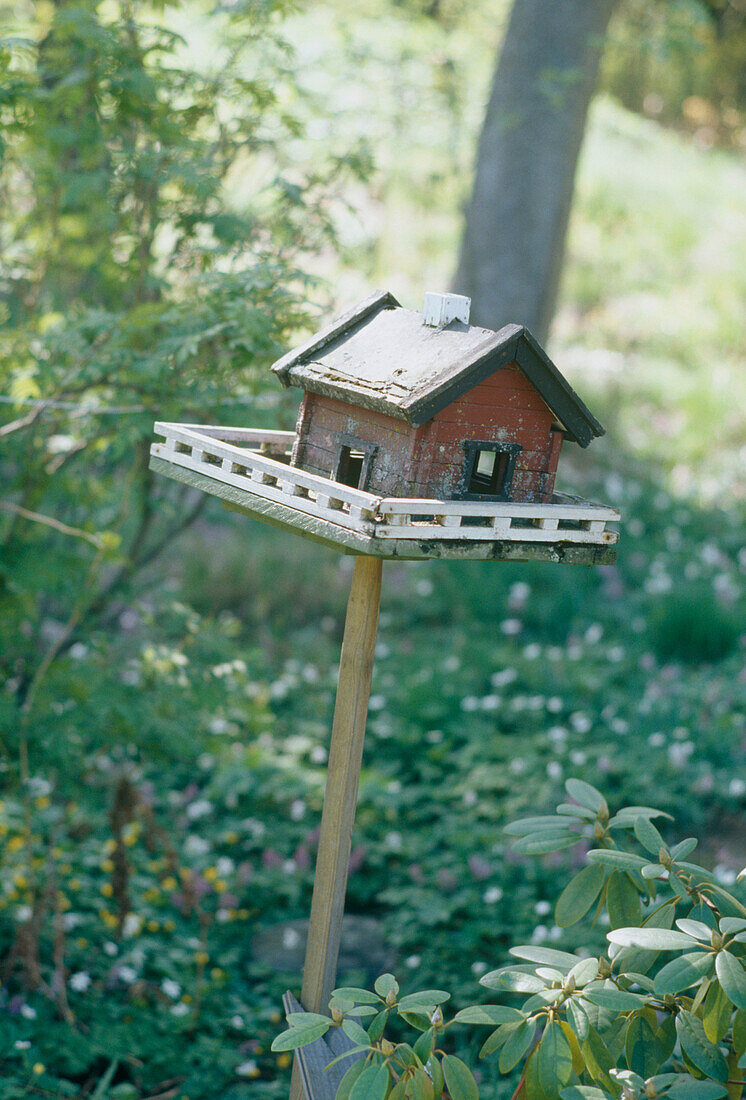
150;423;619;564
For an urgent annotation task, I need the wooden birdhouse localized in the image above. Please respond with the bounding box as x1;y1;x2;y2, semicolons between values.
273;290;604;506
150;290;618;564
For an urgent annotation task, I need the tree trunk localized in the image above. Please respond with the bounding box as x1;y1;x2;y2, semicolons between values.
453;0;618;343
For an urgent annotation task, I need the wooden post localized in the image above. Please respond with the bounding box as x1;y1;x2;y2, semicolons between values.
289;555;382;1100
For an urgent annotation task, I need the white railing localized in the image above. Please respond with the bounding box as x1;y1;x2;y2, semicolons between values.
151;423;619;546
151;423;382;532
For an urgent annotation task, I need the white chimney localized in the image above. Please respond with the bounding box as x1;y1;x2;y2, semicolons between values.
422;292;471;328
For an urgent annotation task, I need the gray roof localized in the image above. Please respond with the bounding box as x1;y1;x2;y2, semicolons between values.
271;290;604;446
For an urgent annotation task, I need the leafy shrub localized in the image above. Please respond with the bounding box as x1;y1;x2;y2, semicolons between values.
273;780;746;1099
649;585;740;664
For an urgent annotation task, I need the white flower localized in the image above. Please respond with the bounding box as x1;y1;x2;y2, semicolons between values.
546;696;563;713
531;925;549;944
20;1004;37;1019
16;905;33;922
570;712;591;734
405;955;421;968
460;696;480;712
217;857;235;876
385;832;402;851
546;761;563;781
122;914;142;938
161;979;181;999
171;1002;189;1017
104;942;118;957
282;859;296;876
416;579;434;597
231;1015;245;1028
69;971;91;992
584;623;603;644
534;900;551;916
483;887;503;904
14;1040;31;1050
500;619;522;635
283;928;301;950
471;961;487;975
184;835;210;855
491;668;517;688
118;966;137;984
570;751;587;766
236;1060;259;1077
186;799;212;821
462;790;478;807
62;913;83;930
209;717;230;735
290;800;306;822
310;746;327;764
368;695;386;711
523;643;541;660
729;779;746;797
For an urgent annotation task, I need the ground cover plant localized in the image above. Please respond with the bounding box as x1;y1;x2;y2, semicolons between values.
273;781;746;1100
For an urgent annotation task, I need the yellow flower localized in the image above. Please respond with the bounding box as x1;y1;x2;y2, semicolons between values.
32;1064;45;1076
61;863;73;874
13;873;28;889
210;967;225;982
270;1011;282;1023
100;910;118;929
101;859;115;873
214;879;227;893
161;876;177;891
8;836;25;852
69;878;82;891
277;1054;291;1069
195;951;209;966
203;867;218;883
35;796;50;810
123;823;141;847
182;994;192;1004
223;831;239;844
103;839;116;855
51;846;63;858
0;824;8;837
76;937;88;949
147;920;159;932
143;887;161;902
101;882;114;898
163;919;176;932
236;909;249;920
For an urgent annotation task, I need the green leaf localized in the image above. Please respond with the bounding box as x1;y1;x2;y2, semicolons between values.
349;1064;390;1100
654;952;714;996
720;918;746;934
537;1021;573;1092
285;1011;331;1027
588;850;649;871
655;1013;677;1063
367;1010;388;1042
333;987;382;1005
733;1008;746;1056
606;871;643;929
703;979;732;1043
607;927;697;950
271;1020;330;1051
583;988;649;1011
510;832;580;855
504;815;583;836
342;1019;371;1047
337;1061;367;1100
566;998;591;1042
373;974;398;999
442;1055;479;1100
676;1010;729;1082
666;1078;729;1100
671;838;699;861
676;919;713;941
498;1019;536;1072
560;1088;612;1100
611;806;673;821
642;863;667;879
565;778;605;813
625;1014;658;1077
481;968;546;993
397;990;451;1009
581;1025;617;1094
568;957;600;987
413;1028;434;1063
453;1005;524;1025
556;862;606;927
479;1023;515;1059
715;950;746;1009
428;1056;444;1095
409;1069;434;1100
634;816;667;857
509;946;581;969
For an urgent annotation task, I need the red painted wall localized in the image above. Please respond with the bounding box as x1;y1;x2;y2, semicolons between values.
292;361;564;503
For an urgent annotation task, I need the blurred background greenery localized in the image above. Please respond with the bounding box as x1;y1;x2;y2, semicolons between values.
0;0;744;1096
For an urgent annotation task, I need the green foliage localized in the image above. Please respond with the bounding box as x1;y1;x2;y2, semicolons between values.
271;783;746;1100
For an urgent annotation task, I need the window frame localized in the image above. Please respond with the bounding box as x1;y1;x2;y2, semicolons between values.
455;441;522;501
332;435;378;491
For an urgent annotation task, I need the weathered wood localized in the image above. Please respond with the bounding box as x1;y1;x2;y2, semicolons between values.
149;455;618;564
283;992;363;1100
289;555;382;1100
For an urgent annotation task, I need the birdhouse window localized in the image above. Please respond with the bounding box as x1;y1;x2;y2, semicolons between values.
457;441;521;500
334;438;378;491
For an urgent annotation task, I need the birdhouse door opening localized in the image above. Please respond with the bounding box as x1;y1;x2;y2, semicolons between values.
458;441;521;501
334;438;378;491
